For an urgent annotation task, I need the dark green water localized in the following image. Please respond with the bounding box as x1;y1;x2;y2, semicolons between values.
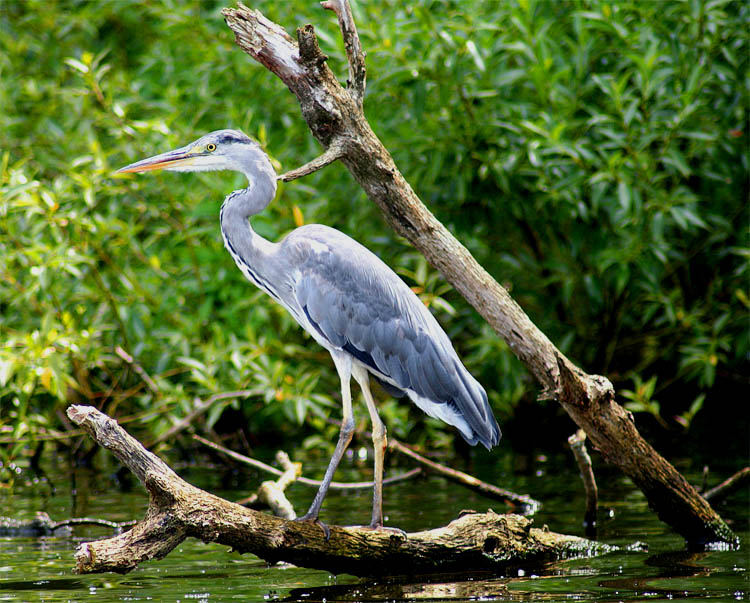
0;448;747;602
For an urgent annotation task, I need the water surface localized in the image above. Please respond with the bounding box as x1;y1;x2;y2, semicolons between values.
0;447;746;601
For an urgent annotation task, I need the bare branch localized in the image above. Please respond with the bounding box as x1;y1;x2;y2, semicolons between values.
277;139;346;182
389;438;540;514
702;467;750;504
115;345;158;395
321;0;366;108
193;433;421;490
149;389;263;446
568;429;598;537
256;451;301;519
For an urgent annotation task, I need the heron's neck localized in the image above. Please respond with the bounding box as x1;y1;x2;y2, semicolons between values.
219;162;278;273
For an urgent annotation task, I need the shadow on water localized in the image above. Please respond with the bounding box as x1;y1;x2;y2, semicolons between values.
0;448;746;601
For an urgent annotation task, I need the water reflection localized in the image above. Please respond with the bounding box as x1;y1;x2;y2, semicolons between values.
283;573;511;602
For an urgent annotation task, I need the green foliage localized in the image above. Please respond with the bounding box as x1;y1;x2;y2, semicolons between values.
1;0;747;471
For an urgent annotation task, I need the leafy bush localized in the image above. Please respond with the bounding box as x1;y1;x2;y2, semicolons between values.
1;0;747;473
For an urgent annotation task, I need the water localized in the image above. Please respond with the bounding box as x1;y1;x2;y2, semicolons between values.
0;448;747;601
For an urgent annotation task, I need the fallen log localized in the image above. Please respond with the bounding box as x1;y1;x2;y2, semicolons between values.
67;405;608;576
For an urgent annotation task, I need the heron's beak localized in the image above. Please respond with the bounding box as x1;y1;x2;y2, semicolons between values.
116;145;199;174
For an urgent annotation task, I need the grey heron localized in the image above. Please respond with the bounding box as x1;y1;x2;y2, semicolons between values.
118;129;501;532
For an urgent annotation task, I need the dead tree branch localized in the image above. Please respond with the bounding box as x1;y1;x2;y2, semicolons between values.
278;138;346;182
568;429;598;537
389;439;540;514
0;512;135;538
702;467;750;504
254;451;301;518
193;433;422;490
220;1;737;547
149;389;263;447
66;405;606;576
321;0;366;107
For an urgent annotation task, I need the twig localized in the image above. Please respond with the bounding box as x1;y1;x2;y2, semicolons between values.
193;434;421;490
148;389;263;447
388;438;541;515
115;346;158;395
0;512;136;537
702;467;750;504
52;517;138;534
321;0;366;108
255;451;301;519
568;429;598;536
277;139;346;182
700;465;710;494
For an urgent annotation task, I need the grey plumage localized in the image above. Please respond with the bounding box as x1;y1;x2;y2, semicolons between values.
287;225;498;447
118;129;501;531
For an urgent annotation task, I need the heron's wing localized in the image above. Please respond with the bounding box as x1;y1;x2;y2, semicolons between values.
288;226;500;449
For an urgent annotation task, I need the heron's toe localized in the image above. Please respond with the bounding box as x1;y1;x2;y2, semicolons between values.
293;513;331;541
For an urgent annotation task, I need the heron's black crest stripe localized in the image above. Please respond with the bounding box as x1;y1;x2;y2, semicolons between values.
215;132;253;145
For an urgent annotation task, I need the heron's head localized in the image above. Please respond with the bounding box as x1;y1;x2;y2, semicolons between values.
117;129;268;175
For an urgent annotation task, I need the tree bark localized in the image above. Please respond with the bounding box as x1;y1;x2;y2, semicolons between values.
66;405;606;576
221;2;736;547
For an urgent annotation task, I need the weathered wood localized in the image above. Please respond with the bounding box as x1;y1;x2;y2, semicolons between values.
220;2;736;546
256;451;300;519
67;405;607;576
568;429;598;537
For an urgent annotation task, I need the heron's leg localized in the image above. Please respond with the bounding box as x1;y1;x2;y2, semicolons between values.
352;366;387;529
298;352;354;527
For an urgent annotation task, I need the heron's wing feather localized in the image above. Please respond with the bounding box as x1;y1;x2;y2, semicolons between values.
287;225;500;448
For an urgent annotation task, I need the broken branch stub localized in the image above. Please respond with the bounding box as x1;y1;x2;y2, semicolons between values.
220;2;736;547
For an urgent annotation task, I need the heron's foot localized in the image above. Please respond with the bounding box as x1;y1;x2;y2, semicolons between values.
292;513;331;541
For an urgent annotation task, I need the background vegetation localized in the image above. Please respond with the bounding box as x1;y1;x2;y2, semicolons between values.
1;0;747;479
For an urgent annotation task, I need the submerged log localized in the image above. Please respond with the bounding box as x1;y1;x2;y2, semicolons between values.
220;1;736;547
67;405;607;576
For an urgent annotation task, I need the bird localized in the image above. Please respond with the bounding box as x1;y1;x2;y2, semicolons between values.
118;129;501;533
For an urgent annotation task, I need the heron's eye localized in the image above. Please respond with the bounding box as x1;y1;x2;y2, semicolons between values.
206;143;217;152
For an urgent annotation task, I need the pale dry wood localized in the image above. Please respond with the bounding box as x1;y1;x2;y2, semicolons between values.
568;429;598;536
67;405;607;576
220;2;736;546
277;138;345;182
256;451;301;519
